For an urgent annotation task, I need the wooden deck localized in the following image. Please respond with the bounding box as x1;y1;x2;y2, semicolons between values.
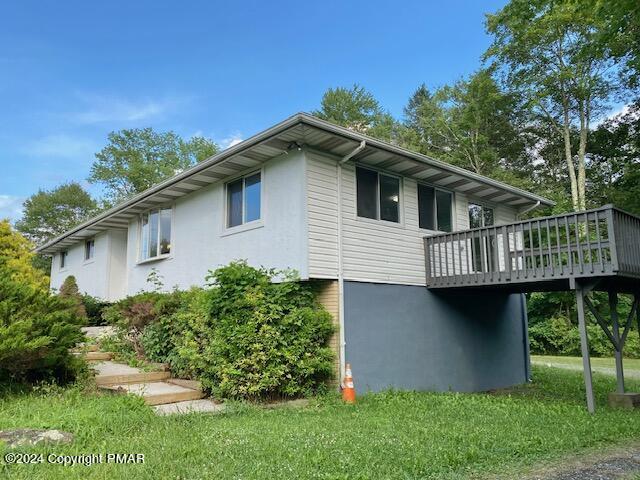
424;205;640;292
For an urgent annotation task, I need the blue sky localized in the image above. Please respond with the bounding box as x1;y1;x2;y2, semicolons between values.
0;0;508;221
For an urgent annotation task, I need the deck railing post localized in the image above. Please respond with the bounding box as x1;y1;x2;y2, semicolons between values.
606;208;619;273
502;225;511;281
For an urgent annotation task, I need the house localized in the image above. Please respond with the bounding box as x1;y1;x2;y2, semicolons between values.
38;112;558;394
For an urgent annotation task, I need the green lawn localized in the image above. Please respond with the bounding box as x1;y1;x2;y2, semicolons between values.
532;355;640;376
2;366;640;479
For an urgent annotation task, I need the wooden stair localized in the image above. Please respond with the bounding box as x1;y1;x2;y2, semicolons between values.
80;351;113;361
100;382;206;406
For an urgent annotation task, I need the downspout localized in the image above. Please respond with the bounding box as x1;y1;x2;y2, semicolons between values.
337;140;366;385
517;200;541;219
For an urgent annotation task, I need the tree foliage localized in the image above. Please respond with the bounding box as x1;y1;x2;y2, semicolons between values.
15;182;97;247
485;0;620;212
88;128;218;204
313;84;398;142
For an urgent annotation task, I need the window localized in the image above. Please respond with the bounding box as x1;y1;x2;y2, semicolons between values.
356;167;400;223
468;203;494;228
60;251;68;269
417;184;453;232
226;172;261;228
84;239;95;261
468;203;495;272
139;208;172;261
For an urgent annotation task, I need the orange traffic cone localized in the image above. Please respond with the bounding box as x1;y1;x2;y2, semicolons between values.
342;363;356;404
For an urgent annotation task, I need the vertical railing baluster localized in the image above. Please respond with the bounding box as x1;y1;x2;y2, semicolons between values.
554;218;562;275
594;210;603;273
565;216;573;275
575;214;584;275
585;212;593;274
537;220;544;277
546;219;553;276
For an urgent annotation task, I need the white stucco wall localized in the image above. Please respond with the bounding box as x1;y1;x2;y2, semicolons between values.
124;150;308;294
50;231;113;299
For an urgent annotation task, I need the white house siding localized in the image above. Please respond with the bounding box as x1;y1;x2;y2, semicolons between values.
125;150;308;295
305;150;520;286
50;230;116;300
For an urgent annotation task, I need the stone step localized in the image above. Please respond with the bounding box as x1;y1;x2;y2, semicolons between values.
101;381;206;406
153;399;225;416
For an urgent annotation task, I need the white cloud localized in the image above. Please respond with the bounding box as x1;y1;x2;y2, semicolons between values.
218;132;243;150
24;134;96;159
594;104;632;127
0;195;25;222
65;93;190;125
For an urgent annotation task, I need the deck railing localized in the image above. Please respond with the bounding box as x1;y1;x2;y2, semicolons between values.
424;205;640;288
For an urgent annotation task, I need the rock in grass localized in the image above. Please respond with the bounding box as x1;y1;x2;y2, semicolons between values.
0;429;74;448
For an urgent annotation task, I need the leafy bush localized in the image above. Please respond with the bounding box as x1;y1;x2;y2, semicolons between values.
182;261;335;400
81;294;111;326
0;221;85;383
529;316;640;358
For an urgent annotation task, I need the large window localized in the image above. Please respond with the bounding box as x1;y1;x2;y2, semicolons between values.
60;251;68;269
227;172;261;228
356;166;400;223
84;239;95;261
468;203;494;229
139;208;172;261
417;184;453;232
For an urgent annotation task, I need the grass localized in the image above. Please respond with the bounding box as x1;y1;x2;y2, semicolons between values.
532;355;640;374
2;366;640;479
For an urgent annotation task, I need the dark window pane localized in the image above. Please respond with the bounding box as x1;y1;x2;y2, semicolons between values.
468;203;483;229
356;167;378;219
436;190;452;232
227;179;243;227
140;213;149;260
483;207;494;227
148;210;159;258
379;174;399;222
60;251;67;268
159;209;172;255
244;173;261;223
85;240;95;260
418;184;435;230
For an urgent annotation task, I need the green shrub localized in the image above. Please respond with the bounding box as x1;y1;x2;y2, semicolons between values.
81;294;111;326
529;316;640;358
0;221;85;383
181;261;335;400
59;275;87;319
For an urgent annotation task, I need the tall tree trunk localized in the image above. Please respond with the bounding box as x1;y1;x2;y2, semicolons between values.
577;100;588;211
562;101;580;212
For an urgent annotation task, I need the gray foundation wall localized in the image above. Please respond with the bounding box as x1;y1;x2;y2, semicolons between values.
343;281;529;393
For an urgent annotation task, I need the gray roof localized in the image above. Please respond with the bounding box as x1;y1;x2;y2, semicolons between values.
37;112;553;254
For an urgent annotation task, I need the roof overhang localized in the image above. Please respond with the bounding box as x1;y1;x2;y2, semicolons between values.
37;112;554;255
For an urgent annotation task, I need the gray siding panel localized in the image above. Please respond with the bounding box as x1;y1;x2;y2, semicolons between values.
343;281;528;392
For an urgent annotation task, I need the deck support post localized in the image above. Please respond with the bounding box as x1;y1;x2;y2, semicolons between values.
609;291;625;394
576;284;595;413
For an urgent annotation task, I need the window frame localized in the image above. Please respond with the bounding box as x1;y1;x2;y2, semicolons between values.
137;206;174;264
355;165;402;225
417;182;454;233
468;202;495;228
59;250;68;270
84;238;95;262
224;169;264;232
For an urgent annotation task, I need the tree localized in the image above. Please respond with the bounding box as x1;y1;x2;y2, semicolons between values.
402;70;532;184
15;182;97;247
0;220;49;290
313;84;398;142
88;128;218;204
486;0;620;212
588;100;640;213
